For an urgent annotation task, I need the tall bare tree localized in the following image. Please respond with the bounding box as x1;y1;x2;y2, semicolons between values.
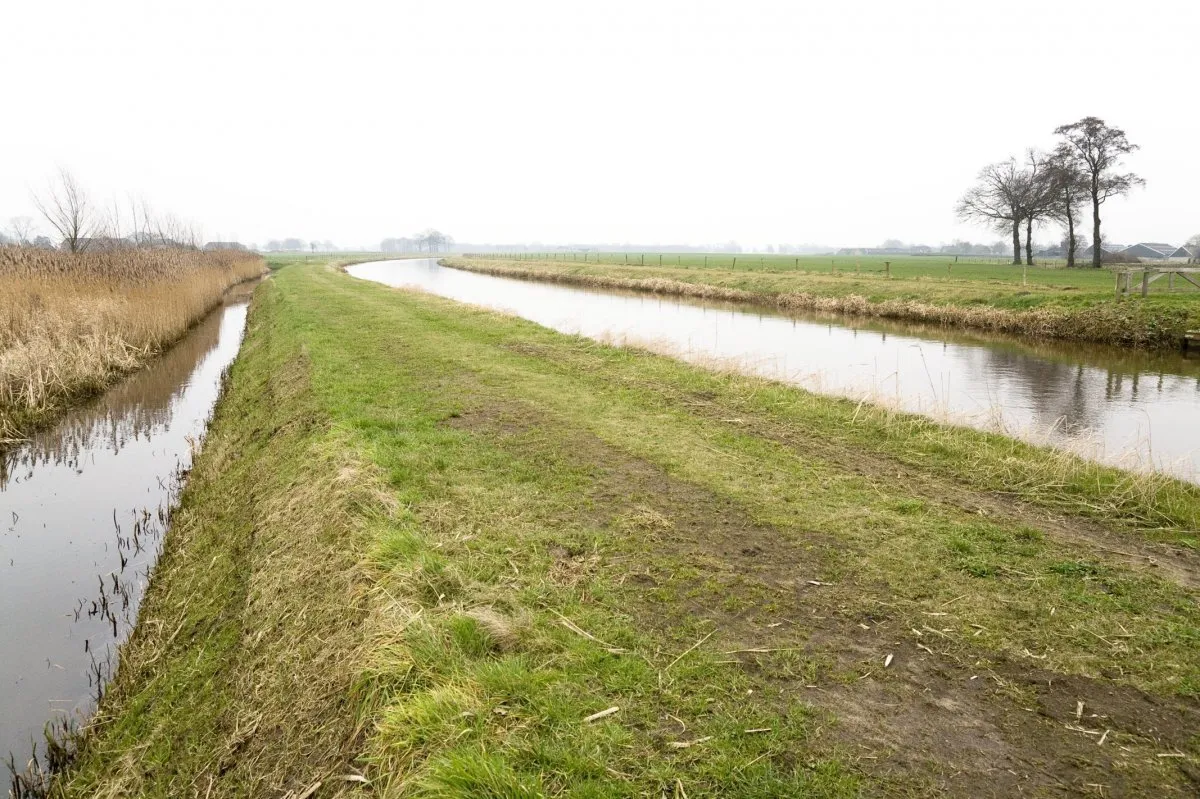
1045;144;1090;268
1053;117;1144;268
33;169;95;252
956;159;1028;265
1021;149;1059;265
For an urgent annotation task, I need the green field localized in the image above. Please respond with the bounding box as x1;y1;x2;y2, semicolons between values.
57;257;1200;797
471;252;1199;295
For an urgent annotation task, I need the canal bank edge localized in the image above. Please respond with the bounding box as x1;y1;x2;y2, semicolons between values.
438;257;1200;352
59;259;1199;797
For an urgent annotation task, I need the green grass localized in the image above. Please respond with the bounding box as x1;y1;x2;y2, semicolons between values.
441;254;1200;349
60;257;1200;797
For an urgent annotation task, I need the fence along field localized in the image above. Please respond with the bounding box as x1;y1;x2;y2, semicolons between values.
0;246;265;441
471;251;1200;292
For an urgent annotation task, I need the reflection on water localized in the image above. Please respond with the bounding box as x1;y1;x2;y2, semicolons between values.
1;283;255;775
348;259;1200;482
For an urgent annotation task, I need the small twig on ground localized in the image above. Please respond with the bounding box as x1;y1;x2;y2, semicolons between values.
583;706;620;723
721;647;800;655
550;609;626;652
668;736;713;749
665;630;715;672
735;751;773;773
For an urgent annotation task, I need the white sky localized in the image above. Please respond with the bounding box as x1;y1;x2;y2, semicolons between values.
2;0;1196;250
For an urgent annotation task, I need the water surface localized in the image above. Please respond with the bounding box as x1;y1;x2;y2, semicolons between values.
348;259;1200;482
1;284;254;773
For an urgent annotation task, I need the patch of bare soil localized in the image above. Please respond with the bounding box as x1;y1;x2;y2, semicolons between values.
679;392;1200;592
445;392;1200;797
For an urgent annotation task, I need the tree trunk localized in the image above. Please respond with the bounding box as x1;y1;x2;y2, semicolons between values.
1025;217;1034;265
1091;179;1102;268
1011;219;1021;265
1065;203;1076;268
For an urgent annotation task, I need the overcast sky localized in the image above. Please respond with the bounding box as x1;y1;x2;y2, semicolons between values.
2;0;1195;250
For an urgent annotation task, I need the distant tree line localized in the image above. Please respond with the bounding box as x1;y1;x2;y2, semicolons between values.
381;229;454;254
957;117;1142;268
263;238;337;252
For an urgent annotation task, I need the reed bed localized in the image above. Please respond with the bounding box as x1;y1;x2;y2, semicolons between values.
0;247;265;441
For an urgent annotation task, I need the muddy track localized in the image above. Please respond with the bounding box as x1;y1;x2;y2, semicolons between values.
444;392;1200;797
680;396;1200;592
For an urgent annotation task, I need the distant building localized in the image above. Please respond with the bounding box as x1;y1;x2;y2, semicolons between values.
1166;245;1193;263
1078;243;1125;262
1120;242;1183;262
204;241;247;251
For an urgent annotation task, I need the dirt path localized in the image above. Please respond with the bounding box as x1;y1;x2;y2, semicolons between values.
448;393;1200;797
685;401;1200;592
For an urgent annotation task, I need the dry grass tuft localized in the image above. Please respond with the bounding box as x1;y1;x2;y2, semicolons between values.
0;246;264;440
464;607;522;653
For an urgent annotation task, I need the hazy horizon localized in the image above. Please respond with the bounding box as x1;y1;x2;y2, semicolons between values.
3;1;1195;250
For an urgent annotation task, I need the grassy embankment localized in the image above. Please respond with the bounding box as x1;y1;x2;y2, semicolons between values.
59;258;1199;797
0;246;265;442
442;254;1200;350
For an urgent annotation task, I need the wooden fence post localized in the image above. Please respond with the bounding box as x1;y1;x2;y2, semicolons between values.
885;261;891;279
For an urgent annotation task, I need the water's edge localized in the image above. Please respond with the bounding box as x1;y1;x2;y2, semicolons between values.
3;281;259;791
440;258;1197;352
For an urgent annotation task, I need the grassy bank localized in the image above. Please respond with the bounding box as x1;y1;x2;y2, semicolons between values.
0;246;265;442
442;256;1200;350
60;258;1199;797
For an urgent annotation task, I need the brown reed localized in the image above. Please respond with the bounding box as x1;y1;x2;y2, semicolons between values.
0;246;265;441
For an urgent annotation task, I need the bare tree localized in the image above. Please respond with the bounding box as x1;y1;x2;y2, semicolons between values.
33;169;95;252
1045;145;1090;268
1053;117;1144;268
1021;149;1059;265
1187;233;1200;264
956;159;1028;265
8;216;36;246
